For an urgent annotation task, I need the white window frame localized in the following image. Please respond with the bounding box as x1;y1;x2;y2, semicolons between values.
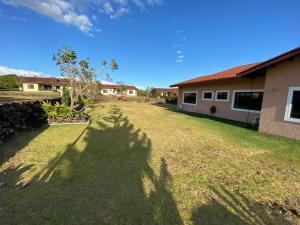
231;89;264;113
128;90;134;95
202;91;214;101
183;91;198;105
215;90;230;102
284;87;300;123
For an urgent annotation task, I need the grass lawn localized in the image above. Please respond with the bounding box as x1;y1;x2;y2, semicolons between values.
0;91;59;103
0;103;300;225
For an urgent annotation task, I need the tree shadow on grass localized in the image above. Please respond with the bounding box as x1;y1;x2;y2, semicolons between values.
0;105;183;225
191;185;296;225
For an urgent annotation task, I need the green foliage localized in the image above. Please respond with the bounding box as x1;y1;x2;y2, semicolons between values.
41;101;72;120
0;74;20;89
110;59;119;71
61;86;71;106
81;98;91;107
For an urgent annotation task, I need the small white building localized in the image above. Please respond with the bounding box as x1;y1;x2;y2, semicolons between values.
100;81;138;96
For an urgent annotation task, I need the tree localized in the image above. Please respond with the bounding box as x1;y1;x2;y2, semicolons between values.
0;74;20;89
101;59;119;82
53;47;78;107
53;47;96;107
116;81;126;95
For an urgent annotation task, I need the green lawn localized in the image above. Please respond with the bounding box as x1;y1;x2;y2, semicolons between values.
0;103;299;225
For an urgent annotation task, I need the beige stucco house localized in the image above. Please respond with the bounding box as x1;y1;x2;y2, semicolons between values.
100;84;138;96
20;77;69;93
171;47;300;140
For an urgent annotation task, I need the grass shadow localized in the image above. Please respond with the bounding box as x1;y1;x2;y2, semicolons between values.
191;185;297;225
0;105;183;225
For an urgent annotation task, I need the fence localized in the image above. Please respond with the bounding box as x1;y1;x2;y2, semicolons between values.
95;96;166;104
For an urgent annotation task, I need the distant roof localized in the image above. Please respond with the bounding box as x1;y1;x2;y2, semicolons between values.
170;63;260;87
20;77;69;86
101;84;138;90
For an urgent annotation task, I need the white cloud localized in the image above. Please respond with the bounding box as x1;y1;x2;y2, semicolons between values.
177;55;184;59
2;0;164;34
177;50;182;54
177;29;184;33
131;0;163;9
114;0;128;5
3;0;93;34
176;59;183;63
0;65;52;77
110;7;129;19
103;2;114;14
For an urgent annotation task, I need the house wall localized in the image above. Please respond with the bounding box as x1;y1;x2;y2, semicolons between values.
22;83;39;92
259;56;300;140
101;89;137;96
178;76;265;123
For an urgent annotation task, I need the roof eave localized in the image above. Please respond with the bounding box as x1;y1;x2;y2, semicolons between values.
238;46;300;77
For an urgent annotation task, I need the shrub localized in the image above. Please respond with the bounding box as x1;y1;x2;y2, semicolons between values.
41;101;72;120
61;86;71;106
81;98;91;107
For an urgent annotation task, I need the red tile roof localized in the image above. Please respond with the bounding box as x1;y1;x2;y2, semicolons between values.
170;63;260;87
101;84;138;90
20;77;69;86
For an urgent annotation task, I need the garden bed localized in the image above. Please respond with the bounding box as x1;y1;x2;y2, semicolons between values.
47;115;91;125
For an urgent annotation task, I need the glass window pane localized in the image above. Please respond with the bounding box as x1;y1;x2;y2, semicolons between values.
204;92;212;99
217;92;228;100
291;91;300;119
234;91;263;111
184;93;197;104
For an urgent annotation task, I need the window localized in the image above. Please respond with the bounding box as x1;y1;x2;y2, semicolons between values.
202;91;213;100
27;84;34;89
102;89;108;94
284;87;300;123
232;90;264;112
216;91;229;101
129;90;134;94
183;92;197;105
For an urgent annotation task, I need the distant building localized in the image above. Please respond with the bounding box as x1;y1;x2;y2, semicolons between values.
20;77;69;92
151;88;178;97
100;81;138;96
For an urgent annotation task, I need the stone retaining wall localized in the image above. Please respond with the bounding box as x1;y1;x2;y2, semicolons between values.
0;98;60;146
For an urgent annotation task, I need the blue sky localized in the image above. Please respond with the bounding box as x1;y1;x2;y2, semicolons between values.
0;0;299;89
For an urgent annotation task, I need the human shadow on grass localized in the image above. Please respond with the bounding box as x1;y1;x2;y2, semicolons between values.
152;103;257;130
0;105;183;225
191;185;295;225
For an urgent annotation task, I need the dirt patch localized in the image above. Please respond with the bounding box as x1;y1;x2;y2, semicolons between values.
263;199;300;224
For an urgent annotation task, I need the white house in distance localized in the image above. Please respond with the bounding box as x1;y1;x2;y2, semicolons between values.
20;77;69;93
100;81;138;96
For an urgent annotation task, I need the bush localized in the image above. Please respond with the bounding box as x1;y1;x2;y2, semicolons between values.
41;101;72;120
81;98;91;107
61;86;71;106
166;94;178;104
